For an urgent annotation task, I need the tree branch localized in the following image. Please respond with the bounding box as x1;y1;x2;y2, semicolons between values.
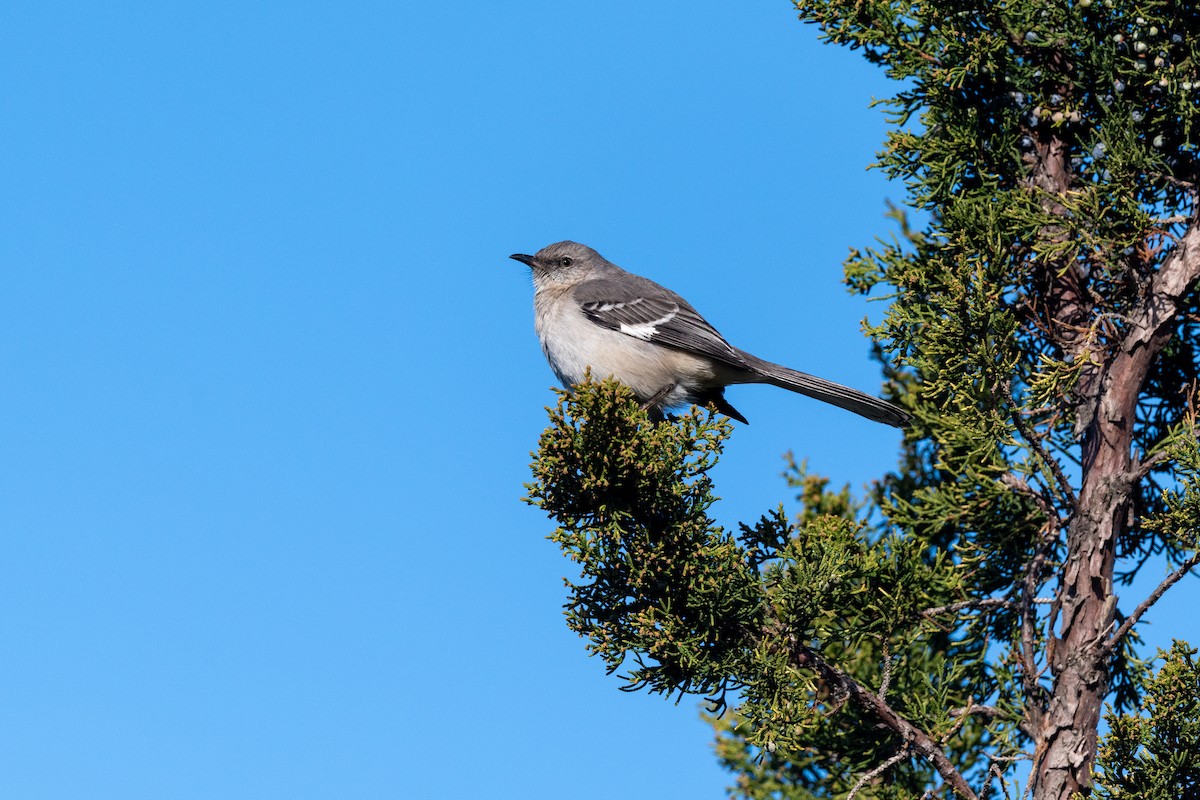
921;598;1014;618
1128;450;1169;481
982;762;1011;800
1120;223;1200;359
1000;473;1063;527
1007;399;1077;508
1020;525;1060;704
950;704;1005;719
1104;551;1200;654
879;636;893;699
785;637;979;800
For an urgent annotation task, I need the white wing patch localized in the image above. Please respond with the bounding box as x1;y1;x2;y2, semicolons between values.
618;321;658;339
618;308;677;340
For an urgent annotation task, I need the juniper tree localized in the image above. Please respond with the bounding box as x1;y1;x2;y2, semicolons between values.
525;1;1200;798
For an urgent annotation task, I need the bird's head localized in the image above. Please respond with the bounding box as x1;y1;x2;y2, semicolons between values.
510;241;607;289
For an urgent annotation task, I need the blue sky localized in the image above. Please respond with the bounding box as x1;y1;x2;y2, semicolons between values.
2;3;1194;799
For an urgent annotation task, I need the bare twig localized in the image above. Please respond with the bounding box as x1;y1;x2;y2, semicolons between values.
1009;400;1078;507
1019;524;1061;708
1153;172;1198;191
847;746;911;800
942;699;973;743
921;598;1014;618
999;473;1062;526
1104;551;1200;654
1024;743;1040;800
981;763;1010;800
950;704;1005;720
879;637;893;699
1128;450;1168;480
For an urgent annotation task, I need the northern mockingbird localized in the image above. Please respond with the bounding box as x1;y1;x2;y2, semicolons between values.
510;241;909;427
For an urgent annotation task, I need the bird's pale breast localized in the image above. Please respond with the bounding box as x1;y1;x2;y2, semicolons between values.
533;286;715;406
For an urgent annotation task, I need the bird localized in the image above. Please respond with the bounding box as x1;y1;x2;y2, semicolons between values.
509;241;909;427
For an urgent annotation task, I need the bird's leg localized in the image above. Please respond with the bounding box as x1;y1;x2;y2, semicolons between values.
640;382;677;416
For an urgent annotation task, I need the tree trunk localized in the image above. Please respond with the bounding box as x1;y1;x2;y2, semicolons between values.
1034;417;1126;799
1033;225;1200;800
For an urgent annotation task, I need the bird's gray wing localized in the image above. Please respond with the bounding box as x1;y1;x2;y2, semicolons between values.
574;277;751;370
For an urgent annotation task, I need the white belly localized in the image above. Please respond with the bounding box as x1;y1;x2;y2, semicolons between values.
533;290;716;407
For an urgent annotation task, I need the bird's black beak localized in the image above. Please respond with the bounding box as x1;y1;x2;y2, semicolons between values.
510;253;537;267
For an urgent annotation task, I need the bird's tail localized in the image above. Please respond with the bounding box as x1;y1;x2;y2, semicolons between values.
736;350;910;428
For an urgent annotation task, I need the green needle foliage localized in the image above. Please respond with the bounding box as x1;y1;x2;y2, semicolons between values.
526;1;1200;798
1094;641;1200;800
527;380;760;701
528;383;988;798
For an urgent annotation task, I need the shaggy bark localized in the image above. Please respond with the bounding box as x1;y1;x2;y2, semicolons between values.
1033;222;1200;800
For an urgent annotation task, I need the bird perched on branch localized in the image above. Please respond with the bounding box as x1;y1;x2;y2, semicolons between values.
510;241;909;427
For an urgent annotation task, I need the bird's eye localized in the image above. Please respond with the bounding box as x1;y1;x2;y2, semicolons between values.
561;257;573;267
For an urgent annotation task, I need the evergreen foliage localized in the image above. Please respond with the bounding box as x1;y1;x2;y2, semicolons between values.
525;1;1200;797
1094;641;1200;800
